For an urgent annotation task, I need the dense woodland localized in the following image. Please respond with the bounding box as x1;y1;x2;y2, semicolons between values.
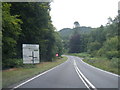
59;16;119;61
59;26;94;53
2;2;63;69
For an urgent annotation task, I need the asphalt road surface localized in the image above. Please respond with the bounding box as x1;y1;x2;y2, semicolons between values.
13;55;119;89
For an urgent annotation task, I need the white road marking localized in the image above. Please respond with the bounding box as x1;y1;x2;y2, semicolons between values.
11;58;68;89
75;66;90;89
74;60;90;89
74;60;97;90
76;57;119;77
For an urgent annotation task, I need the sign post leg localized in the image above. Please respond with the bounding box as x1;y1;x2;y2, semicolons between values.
32;51;34;64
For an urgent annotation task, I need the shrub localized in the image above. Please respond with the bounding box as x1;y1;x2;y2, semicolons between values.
2;59;23;69
97;48;106;57
106;51;119;59
110;58;118;68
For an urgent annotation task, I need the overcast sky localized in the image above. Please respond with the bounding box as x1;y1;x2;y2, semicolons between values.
50;0;119;31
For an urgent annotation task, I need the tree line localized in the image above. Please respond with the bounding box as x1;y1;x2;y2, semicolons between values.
61;16;119;60
2;2;63;69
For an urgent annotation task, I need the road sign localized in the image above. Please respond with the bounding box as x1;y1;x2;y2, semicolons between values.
22;44;39;64
56;53;58;57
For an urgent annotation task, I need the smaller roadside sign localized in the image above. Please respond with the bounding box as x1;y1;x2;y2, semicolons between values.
56;53;58;57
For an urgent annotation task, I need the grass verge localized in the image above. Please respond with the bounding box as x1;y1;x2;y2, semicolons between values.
67;53;119;75
2;56;67;88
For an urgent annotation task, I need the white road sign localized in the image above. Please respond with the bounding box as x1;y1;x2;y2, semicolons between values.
22;44;40;64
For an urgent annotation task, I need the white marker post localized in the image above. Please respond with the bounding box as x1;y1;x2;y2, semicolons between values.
22;44;40;64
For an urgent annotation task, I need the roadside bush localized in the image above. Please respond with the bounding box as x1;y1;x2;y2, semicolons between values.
103;36;118;51
110;58;118;68
96;36;118;58
90;50;98;57
2;59;23;69
106;51;119;59
97;48;106;57
87;41;101;53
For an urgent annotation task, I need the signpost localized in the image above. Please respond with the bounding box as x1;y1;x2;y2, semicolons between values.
22;44;39;64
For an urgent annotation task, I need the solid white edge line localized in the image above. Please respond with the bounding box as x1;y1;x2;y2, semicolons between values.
12;58;69;89
74;60;97;90
77;57;119;77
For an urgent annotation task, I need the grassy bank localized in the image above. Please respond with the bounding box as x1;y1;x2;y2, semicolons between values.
68;53;119;75
2;56;67;88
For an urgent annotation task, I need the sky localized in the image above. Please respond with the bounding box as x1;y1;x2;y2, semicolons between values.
50;0;119;31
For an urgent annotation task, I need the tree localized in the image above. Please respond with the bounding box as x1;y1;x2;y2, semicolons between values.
2;3;23;68
74;21;80;28
2;3;22;60
54;32;63;56
10;2;57;61
87;41;101;53
69;33;81;53
97;36;118;59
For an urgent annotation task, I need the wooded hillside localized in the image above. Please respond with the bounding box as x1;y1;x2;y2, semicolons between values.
59;16;119;60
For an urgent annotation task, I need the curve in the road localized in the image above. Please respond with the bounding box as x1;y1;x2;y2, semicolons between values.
11;55;119;89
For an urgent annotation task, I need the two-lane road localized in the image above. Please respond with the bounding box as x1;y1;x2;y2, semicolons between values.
12;55;119;89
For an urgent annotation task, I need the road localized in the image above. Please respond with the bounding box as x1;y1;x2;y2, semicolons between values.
13;55;119;89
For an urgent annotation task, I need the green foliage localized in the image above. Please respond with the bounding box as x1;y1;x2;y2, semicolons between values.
54;32;63;57
2;3;22;61
62;40;69;53
59;27;93;40
86;17;118;59
64;16;119;74
69;33;81;53
2;59;23;69
87;41;101;52
97;48;105;56
59;27;93;53
10;2;59;61
106;51;119;59
70;53;118;75
97;36;118;59
59;28;73;40
110;58;118;68
61;15;118;61
2;2;63;69
2;2;118;69
103;36;118;51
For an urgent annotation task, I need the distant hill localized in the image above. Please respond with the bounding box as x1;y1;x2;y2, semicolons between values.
59;26;94;40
